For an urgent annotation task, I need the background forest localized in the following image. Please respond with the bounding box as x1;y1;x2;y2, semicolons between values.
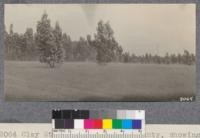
4;12;195;65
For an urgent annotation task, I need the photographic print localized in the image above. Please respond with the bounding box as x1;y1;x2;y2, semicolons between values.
4;4;196;101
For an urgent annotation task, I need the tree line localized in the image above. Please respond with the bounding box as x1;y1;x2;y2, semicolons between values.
5;12;195;65
122;51;195;65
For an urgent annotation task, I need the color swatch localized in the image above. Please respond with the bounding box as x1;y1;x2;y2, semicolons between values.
103;119;112;129
53;119;142;129
52;110;144;130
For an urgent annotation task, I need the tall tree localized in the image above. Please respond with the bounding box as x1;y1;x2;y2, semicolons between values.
62;33;72;61
53;22;65;63
35;12;61;67
93;20;119;64
115;45;123;62
9;24;13;35
86;34;97;61
74;37;92;61
24;28;36;60
35;12;56;57
165;53;170;64
123;52;131;63
53;22;62;47
183;50;191;65
6;24;15;59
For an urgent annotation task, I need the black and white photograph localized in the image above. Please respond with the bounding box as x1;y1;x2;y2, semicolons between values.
4;4;196;101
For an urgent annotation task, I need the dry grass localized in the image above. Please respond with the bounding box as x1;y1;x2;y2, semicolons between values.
5;61;196;101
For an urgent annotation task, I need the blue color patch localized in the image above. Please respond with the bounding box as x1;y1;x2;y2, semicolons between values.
132;120;142;129
122;119;132;129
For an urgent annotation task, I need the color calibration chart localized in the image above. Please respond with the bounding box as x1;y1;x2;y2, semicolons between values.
52;110;145;138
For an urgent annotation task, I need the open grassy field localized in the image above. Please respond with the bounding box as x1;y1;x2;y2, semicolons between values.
5;61;196;101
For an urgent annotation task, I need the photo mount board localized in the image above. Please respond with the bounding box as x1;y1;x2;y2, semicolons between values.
0;0;199;124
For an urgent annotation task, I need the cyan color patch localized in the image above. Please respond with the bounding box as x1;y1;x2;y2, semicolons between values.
122;119;132;129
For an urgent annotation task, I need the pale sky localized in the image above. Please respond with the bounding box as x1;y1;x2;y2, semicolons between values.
5;4;196;55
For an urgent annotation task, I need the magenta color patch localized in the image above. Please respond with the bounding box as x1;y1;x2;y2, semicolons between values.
84;119;93;129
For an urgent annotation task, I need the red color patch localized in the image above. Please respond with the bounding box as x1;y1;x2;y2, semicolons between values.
93;119;102;129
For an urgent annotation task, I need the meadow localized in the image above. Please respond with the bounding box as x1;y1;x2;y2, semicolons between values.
5;61;196;101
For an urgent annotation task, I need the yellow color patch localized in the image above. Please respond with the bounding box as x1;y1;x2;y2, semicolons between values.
103;119;112;129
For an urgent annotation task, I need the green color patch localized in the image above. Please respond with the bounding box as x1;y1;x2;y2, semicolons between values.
112;119;122;129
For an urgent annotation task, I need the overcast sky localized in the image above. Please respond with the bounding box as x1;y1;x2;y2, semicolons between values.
5;4;196;55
